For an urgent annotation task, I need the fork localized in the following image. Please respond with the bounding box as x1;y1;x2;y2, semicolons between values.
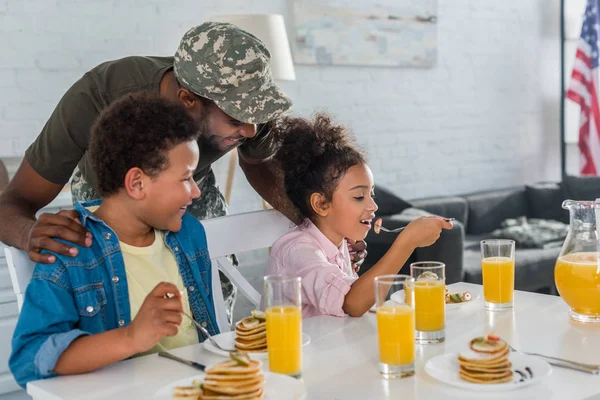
375;217;455;234
182;311;236;352
377;225;407;234
500;337;600;374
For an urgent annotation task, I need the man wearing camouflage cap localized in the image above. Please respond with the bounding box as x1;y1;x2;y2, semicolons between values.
0;22;294;322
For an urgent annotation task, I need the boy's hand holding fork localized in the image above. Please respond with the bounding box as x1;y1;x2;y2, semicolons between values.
125;282;184;354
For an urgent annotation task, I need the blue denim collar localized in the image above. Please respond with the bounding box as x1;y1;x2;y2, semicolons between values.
76;199;173;241
75;199;104;226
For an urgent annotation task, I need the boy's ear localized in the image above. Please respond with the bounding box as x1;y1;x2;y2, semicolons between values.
123;167;147;200
310;193;330;217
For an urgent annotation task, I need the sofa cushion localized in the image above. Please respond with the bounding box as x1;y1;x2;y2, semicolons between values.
464;187;527;234
562;175;600;201
374;186;413;217
525;182;568;224
412;196;469;226
490;217;568;248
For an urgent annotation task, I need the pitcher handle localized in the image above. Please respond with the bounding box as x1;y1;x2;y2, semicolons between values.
562;199;575;210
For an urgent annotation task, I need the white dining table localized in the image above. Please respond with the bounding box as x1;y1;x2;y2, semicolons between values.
27;282;600;400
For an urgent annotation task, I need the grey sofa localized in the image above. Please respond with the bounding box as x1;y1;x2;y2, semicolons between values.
361;176;600;294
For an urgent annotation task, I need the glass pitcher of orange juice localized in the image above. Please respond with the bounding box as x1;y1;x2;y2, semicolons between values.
554;200;600;323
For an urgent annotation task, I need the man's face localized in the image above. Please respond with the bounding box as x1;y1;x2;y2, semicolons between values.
199;106;258;152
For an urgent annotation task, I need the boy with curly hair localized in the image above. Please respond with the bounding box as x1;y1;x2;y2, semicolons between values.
9;92;219;387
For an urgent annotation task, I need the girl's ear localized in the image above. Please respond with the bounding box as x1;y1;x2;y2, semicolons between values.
124;167;147;200
310;192;330;217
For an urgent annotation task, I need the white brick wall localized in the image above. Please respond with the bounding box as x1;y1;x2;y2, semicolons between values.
0;0;562;214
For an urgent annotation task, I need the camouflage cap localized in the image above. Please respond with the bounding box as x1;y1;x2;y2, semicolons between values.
174;22;293;124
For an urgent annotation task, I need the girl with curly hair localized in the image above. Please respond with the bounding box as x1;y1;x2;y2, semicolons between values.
266;114;453;318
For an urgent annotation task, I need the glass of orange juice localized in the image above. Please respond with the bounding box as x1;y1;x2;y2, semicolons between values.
375;274;415;379
481;239;515;311
263;275;302;378
410;262;445;344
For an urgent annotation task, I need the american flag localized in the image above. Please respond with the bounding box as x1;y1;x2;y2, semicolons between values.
567;0;600;175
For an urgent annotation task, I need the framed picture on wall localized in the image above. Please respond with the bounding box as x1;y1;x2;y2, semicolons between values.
292;0;438;68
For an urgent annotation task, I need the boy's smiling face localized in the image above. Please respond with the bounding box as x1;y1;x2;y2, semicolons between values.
137;140;201;232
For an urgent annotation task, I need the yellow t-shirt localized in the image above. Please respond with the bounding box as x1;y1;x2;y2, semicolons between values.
120;230;198;356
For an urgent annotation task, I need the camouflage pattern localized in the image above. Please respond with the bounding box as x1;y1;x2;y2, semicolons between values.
491;216;569;249
70;167;237;324
173;22;292;125
188;171;228;220
70;166;99;204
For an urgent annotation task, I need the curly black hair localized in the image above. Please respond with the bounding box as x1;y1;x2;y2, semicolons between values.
89;92;200;196
273;113;367;221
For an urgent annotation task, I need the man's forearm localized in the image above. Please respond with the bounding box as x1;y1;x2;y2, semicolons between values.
0;191;37;249
239;158;301;224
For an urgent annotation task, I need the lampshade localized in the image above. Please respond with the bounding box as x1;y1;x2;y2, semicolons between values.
211;14;296;81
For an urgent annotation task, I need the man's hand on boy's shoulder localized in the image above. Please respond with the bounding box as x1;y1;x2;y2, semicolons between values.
347;239;367;273
124;282;184;354
26;210;92;263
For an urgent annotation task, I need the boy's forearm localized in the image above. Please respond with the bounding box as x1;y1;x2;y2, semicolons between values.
343;235;416;317
53;327;137;375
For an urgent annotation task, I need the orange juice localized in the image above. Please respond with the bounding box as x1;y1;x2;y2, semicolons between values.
376;305;415;365
413;280;445;331
555;252;600;316
405;285;413;307
482;256;514;304
266;306;302;375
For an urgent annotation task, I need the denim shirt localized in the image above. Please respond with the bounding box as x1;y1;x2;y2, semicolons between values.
9;199;219;388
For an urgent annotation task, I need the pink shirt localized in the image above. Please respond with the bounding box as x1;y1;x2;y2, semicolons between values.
266;219;358;318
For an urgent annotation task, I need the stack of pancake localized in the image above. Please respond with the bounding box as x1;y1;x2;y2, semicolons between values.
458;335;513;384
234;311;267;354
200;357;264;400
173;352;264;399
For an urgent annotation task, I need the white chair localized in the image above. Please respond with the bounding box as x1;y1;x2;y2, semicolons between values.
4;245;34;312
4;209;296;332
202;209;296;332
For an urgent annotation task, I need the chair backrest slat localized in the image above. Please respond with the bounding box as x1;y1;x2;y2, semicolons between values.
202;209;295;258
4;246;34;311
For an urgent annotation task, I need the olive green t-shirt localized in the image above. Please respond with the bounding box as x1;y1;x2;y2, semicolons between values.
25;56;277;188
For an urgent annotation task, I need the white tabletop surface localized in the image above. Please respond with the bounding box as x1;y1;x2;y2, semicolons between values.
27;283;600;400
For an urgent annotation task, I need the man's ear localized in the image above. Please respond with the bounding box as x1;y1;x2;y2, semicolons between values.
177;88;200;110
123;167;147;200
310;193;330;217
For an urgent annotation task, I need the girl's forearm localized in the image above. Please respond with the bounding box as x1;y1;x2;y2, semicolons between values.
53;327;136;375
343;234;416;317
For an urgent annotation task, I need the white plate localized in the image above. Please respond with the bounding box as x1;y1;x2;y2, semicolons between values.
388;289;480;310
425;352;552;392
153;370;306;400
445;292;480;310
204;331;311;359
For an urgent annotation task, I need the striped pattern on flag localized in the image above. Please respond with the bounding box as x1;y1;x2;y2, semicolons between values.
567;0;600;176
